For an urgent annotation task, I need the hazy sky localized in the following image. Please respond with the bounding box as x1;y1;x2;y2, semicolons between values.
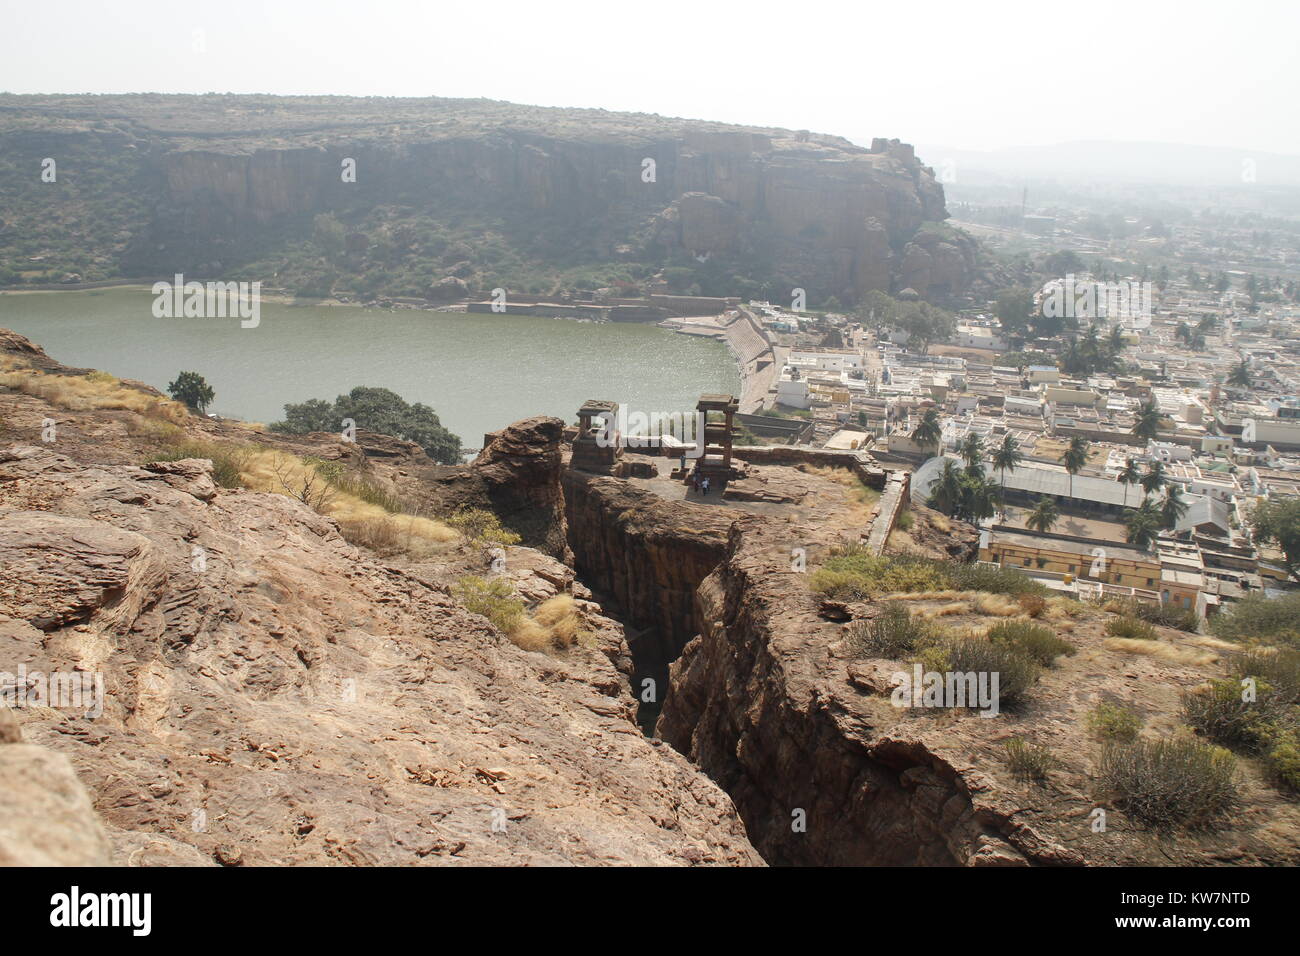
3;0;1297;155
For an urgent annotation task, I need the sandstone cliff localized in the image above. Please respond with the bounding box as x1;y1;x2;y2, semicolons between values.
0;94;971;303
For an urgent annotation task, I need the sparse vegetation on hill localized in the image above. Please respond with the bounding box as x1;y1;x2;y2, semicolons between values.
811;548;1048;602
1097;737;1239;830
1210;592;1300;647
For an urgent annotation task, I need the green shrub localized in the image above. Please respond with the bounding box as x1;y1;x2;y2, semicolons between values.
810;550;947;600
895;509;914;532
144;440;251;489
1181;678;1283;750
809;550;1048;601
451;575;524;634
988;620;1075;666
1107;597;1199;632
932;636;1041;706
1259;726;1300;791
311;459;406;513
1228;647;1300;704
946;562;1050;597
1096;738;1239;829
446;507;522;547
847;602;929;659
1003;737;1059;782
1210;592;1300;646
1105;616;1157;641
1085;701;1143;742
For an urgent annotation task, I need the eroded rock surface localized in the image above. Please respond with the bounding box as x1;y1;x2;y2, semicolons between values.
0;444;760;866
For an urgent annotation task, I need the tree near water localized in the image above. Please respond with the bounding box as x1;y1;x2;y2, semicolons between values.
272;386;462;464
167;371;215;414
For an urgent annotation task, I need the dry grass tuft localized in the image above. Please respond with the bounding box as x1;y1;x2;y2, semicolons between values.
1;364;190;424
1103;637;1218;667
975;593;1021;617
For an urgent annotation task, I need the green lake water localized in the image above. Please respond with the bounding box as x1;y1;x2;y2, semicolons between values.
0;288;739;450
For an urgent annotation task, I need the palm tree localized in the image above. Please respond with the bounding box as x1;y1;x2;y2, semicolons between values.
1118;457;1141;508
1161;484;1189;529
959;473;998;523
1140;460;1166;499
959;433;984;476
1125;500;1163;551
928;459;964;517
991;433;1024;519
911;407;942;458
1228;359;1251;388
1061;436;1089;503
1132;401;1163;442
1025;496;1059;535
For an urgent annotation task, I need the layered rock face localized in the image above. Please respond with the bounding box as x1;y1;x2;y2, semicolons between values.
0;444;760;866
562;470;734;664
0;94;967;301
656;518;1300;867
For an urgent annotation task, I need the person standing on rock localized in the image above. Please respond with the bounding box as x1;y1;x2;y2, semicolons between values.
702;476;710;496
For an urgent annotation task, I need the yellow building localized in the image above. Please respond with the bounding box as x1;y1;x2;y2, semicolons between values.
980;530;1203;610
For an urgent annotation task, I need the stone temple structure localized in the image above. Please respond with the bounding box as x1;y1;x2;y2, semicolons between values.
571;399;622;474
695;394;741;480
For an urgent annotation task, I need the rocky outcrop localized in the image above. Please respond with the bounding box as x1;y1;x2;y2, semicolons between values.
0;444;761;866
0;94;960;303
657;517;1300;866
657;518;1042;866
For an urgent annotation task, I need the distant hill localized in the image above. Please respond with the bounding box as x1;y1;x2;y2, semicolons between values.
0;93;977;306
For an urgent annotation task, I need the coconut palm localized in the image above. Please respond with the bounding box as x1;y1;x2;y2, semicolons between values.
1061;436;1090;503
911;407;942;458
928;459;964;517
959;473;998;523
959;432;985;476
1161;484;1189;529
1125;500;1163;551
1140;460;1166;499
1118;457;1141;508
991;433;1024;519
1025;496;1059;535
1132;401;1163;442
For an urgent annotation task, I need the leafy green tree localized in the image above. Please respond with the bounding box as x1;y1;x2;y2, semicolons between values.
313;212;346;261
273;386;462;464
167;371;215;414
1025;496;1059;534
1250;498;1300;579
889;301;955;354
994;287;1035;339
1227;360;1252;388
